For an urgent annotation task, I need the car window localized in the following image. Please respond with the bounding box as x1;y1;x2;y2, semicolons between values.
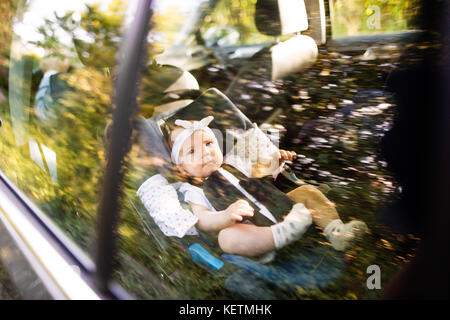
0;0;429;301
0;0;137;258
330;0;421;38
108;0;426;300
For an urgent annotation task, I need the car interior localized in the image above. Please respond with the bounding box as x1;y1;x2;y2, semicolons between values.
1;0;448;300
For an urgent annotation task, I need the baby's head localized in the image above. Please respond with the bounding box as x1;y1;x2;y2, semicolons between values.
169;116;223;179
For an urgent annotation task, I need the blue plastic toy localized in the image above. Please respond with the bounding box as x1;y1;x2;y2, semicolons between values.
189;243;224;271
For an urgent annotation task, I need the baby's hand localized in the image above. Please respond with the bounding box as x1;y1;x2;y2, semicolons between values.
278;150;297;162
225;199;254;222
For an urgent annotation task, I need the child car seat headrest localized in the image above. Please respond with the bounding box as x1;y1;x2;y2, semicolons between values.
137;88;253;181
270;34;318;80
139;88;280;181
161;88;250;139
251;0;316;81
140;63;200;117
152;88;253;159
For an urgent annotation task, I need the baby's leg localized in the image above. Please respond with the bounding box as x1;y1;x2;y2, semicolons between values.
286;185;368;251
286;185;338;229
218;204;312;256
218;223;275;257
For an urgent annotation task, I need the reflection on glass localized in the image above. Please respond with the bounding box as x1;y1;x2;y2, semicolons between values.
0;0;131;255
28;138;46;173
113;0;423;300
1;0;425;301
330;0;421;38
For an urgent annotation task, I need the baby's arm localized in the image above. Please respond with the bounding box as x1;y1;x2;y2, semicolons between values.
189;199;254;232
279;150;297;162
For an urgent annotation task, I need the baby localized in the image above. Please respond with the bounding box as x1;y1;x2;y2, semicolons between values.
169;116;367;257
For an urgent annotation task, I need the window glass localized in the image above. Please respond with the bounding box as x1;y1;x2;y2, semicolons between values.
0;0;133;255
330;0;421;38
113;0;423;300
149;0;208;51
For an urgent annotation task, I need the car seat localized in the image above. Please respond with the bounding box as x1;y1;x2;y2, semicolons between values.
132;87;345;298
253;0;318;81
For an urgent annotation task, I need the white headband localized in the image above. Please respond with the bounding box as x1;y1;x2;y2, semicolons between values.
170;116;215;165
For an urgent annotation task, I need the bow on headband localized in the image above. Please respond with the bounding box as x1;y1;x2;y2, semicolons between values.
174;115;214;131
171;116;215;165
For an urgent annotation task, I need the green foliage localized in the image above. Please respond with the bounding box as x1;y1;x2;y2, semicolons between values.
0;0;19;92
331;0;422;37
202;0;275;45
31;1;125;68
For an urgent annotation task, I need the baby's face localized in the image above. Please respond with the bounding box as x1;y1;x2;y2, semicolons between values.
177;129;223;178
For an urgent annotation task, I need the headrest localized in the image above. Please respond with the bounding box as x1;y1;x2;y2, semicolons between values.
255;0;308;36
149;88;252;161
140;63;200;117
161;88;250;136
271;34;318;80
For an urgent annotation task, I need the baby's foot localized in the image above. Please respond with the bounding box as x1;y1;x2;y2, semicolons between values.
324;219;368;251
270;203;312;249
286;203;313;223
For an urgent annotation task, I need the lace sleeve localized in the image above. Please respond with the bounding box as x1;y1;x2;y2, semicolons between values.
137;175;198;238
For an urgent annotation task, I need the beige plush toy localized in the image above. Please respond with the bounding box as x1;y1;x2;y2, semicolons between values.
226;123;282;178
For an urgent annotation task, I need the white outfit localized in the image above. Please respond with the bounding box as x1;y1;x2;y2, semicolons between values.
137;116;300;239
137;170;312;242
178;182;216;212
137;174;199;238
137;167;276;238
137;163;280;238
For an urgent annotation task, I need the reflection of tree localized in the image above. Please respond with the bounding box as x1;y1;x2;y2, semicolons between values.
33;0;125;68
334;0;363;36
0;66;112;249
1;1;127;249
27;1;130;247
151;5;185;53
203;0;274;44
72;1;126;68
0;0;19;92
